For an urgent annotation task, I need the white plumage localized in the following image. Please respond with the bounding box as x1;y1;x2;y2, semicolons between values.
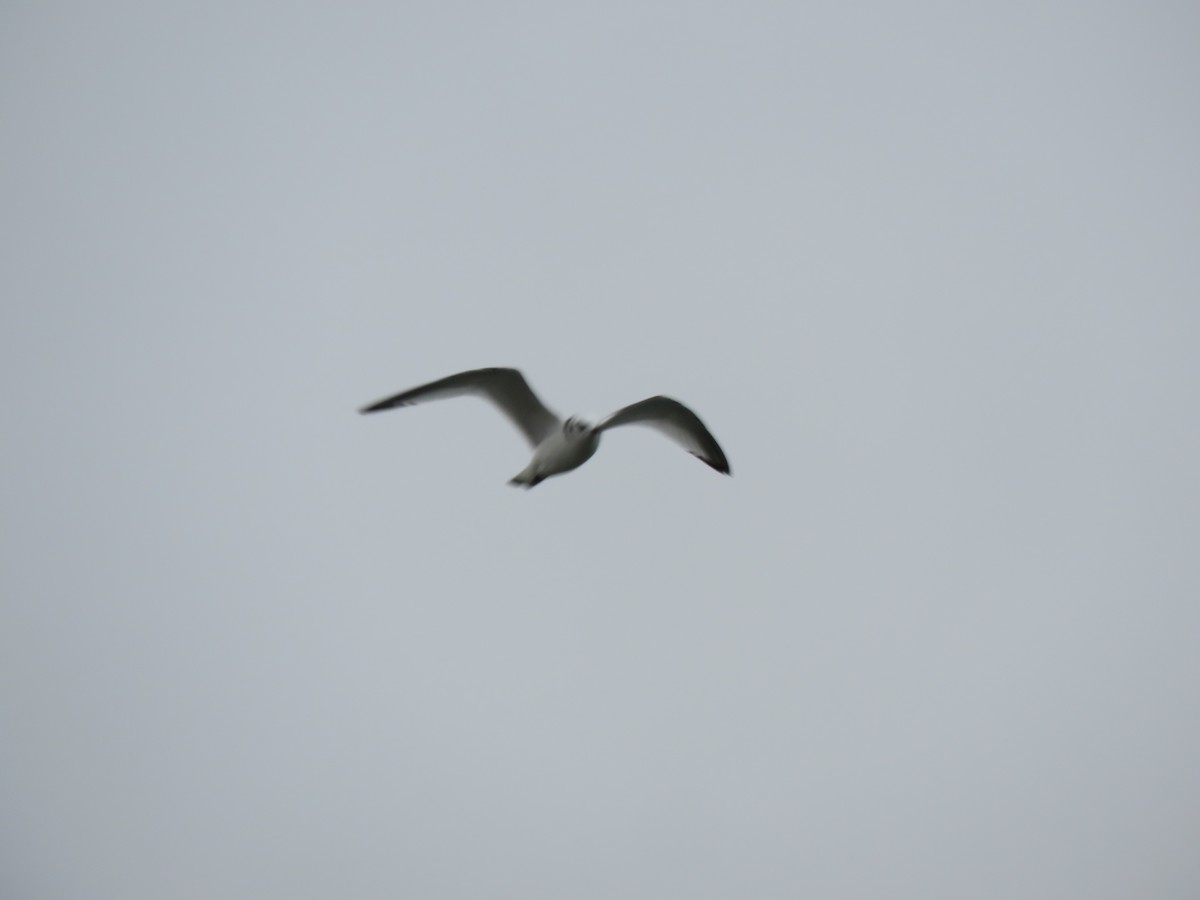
360;367;731;488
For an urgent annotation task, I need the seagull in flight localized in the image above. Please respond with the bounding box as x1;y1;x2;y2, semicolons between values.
360;367;731;488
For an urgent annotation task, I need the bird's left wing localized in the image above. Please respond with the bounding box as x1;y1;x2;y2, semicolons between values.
359;367;560;448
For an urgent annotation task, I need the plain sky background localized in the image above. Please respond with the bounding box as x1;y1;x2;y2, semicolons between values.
2;2;1198;898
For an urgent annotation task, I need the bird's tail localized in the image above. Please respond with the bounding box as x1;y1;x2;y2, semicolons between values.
507;468;542;488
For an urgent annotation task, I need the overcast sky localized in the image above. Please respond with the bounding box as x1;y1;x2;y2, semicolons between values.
2;2;1198;898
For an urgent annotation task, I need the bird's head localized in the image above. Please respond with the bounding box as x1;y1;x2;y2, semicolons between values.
563;415;597;437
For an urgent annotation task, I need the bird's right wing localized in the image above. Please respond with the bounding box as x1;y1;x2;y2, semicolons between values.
359;368;561;448
596;395;731;474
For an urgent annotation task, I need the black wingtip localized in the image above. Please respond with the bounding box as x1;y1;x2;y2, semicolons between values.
693;452;731;476
359;398;409;414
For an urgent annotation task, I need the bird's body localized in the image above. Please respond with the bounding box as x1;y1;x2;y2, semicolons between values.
360;367;730;488
508;417;601;487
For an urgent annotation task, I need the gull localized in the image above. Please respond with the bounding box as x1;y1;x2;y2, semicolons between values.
359;367;731;488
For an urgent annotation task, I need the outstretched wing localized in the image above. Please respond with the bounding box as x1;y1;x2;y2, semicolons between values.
359;367;561;448
596;396;731;475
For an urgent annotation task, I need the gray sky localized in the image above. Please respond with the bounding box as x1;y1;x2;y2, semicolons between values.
2;2;1198;898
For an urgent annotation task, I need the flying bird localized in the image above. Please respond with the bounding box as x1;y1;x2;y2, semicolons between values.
359;367;731;488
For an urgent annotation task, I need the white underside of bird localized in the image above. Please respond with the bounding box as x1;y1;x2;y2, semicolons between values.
360;367;731;488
